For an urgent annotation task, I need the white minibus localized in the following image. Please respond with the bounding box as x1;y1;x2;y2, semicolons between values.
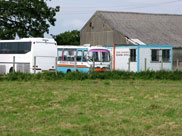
57;45;111;73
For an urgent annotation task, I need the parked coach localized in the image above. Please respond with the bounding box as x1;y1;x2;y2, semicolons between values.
0;38;57;74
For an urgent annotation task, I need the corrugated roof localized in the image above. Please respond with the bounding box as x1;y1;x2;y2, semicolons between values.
94;11;182;48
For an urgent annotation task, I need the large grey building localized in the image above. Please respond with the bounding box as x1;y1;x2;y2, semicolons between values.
80;11;182;70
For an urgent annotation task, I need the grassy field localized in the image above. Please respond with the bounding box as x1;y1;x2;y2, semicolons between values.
0;80;181;136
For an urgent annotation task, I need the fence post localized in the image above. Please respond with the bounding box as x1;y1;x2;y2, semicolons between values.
113;44;116;71
13;56;15;73
110;56;113;71
93;58;95;72
74;56;77;72
55;57;58;76
144;58;147;71
176;59;179;70
34;56;36;74
161;57;163;70
128;58;130;72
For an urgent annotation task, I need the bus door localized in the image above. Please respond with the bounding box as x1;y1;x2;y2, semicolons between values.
76;49;89;72
76;49;88;63
83;50;88;63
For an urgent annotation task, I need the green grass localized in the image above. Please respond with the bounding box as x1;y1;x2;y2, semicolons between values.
0;80;182;136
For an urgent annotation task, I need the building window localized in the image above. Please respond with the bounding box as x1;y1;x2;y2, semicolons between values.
130;49;136;62
162;49;170;62
89;22;92;27
151;49;160;62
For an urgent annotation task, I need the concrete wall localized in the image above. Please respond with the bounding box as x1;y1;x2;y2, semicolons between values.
80;15;113;46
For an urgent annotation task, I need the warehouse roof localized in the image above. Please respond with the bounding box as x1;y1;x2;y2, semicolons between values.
82;11;182;48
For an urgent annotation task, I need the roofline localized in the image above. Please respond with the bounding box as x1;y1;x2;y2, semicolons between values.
81;10;182;32
80;11;182;47
80;11;129;39
80;11;98;32
96;11;130;38
95;10;182;16
95;11;182;44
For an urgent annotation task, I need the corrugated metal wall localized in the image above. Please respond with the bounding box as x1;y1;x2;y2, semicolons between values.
80;15;128;46
173;48;182;70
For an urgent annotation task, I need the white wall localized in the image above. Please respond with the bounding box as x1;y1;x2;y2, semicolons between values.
108;47;137;71
108;46;172;72
139;48;172;71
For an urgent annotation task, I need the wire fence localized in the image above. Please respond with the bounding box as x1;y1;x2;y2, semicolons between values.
173;60;182;71
1;56;182;75
0;56;57;75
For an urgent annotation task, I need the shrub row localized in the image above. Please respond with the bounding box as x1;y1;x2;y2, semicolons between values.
0;70;182;81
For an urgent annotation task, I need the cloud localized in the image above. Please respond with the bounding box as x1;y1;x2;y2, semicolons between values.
62;19;85;30
47;18;85;37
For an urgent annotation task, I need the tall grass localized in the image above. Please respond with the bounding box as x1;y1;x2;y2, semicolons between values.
1;70;182;81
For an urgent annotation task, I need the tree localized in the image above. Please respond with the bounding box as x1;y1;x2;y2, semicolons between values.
0;0;60;39
53;30;80;45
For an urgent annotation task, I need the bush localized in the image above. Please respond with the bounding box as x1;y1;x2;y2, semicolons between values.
32;71;64;80
65;71;88;80
0;74;4;81
6;72;33;81
1;70;182;81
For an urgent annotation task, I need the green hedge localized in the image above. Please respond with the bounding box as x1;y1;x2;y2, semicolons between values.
0;70;182;81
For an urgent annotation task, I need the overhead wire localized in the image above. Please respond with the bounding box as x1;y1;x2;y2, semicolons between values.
60;0;182;15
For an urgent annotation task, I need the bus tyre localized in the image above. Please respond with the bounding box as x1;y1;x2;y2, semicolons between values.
67;69;71;73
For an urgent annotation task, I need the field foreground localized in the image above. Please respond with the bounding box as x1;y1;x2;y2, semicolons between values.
0;80;182;136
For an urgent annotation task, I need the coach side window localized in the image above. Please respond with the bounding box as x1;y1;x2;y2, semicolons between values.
77;50;82;62
63;49;76;61
58;49;63;61
0;42;31;54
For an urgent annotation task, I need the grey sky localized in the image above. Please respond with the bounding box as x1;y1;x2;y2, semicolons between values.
46;0;182;37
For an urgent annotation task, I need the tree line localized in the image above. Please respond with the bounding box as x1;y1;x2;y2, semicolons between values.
0;0;80;45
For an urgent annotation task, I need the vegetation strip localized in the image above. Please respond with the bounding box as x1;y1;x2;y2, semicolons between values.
1;71;182;81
